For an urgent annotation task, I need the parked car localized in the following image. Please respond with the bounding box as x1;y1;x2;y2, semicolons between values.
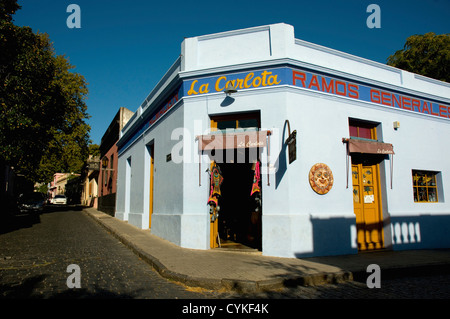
52;194;67;205
18;192;46;213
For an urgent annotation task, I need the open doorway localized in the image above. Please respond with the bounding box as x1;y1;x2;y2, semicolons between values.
208;112;262;251
216;158;262;251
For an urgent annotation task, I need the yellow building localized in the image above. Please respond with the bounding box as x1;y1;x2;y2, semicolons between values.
81;155;100;207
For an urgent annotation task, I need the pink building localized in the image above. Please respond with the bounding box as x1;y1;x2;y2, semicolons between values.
98;107;133;215
48;173;68;200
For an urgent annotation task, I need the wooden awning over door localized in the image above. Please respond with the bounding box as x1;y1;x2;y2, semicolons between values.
197;130;270;151
344;138;394;155
196;130;272;186
343;138;395;189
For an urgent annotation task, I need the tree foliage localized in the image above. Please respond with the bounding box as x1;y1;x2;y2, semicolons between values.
387;33;450;83
36;55;91;180
0;0;19;23
0;1;91;182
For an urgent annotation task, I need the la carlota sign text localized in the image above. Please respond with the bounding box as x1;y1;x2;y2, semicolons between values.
183;67;450;120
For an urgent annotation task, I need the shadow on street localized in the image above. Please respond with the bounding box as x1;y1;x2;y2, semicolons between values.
0;205;85;235
0;274;136;299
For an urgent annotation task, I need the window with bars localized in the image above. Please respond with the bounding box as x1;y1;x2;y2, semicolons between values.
349;119;377;140
412;170;439;203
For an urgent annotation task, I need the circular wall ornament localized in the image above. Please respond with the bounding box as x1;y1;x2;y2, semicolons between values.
309;163;334;195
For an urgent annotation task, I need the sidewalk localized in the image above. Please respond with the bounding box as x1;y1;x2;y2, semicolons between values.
84;207;450;293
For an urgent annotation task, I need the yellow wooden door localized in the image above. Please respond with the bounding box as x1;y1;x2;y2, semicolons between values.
209;119;218;248
209;160;220;248
210;207;219;248
352;163;384;250
149;144;154;229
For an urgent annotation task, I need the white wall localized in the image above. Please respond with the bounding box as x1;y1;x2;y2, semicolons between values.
116;23;450;258
116;102;185;245
181;23;295;72
118;81;450;257
276;87;450;257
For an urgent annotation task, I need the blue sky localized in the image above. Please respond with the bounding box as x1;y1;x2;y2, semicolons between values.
13;0;450;145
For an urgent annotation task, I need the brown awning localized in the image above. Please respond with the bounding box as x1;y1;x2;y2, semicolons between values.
197;130;270;151
196;130;272;187
344;138;394;155
343;138;395;189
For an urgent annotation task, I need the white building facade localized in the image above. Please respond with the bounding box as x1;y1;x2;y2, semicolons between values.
115;23;450;258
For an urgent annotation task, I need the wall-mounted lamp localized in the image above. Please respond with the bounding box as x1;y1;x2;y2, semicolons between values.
101;157;109;168
393;121;400;130
224;83;237;96
284;119;297;164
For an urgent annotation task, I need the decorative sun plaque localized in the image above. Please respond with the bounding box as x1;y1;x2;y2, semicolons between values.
309;163;334;195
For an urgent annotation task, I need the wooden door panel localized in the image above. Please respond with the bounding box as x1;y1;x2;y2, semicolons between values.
149;144;154;229
352;163;384;250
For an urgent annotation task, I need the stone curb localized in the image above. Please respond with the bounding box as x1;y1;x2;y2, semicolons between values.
85;209;341;292
83;208;450;293
84;210;226;290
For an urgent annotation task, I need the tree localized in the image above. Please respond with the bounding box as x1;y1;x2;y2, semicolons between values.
36;55;91;181
387;33;450;83
1;0;91;183
0;0;20;23
88;143;100;157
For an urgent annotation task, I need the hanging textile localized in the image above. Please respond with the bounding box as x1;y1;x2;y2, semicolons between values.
251;161;261;196
208;162;223;206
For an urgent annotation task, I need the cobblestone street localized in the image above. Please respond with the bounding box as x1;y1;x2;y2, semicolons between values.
1;208;449;301
0;208;216;299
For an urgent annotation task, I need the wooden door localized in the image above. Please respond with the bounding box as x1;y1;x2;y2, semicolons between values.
209;121;219;248
149;144;154;229
352;163;384;250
